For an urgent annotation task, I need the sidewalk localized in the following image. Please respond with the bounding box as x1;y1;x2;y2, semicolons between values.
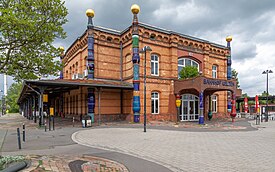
0;114;172;172
0;113;259;172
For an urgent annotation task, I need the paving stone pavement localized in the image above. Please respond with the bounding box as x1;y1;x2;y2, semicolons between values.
23;155;129;172
72;121;275;172
1;114;172;172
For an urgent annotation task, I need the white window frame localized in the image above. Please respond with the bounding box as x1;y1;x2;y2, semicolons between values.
212;95;218;113
212;65;218;78
151;54;159;76
151;92;159;114
178;58;199;78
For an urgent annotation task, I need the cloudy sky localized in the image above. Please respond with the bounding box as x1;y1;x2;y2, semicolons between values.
53;0;275;96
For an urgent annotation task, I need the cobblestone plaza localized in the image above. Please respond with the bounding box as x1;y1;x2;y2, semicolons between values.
73;121;275;172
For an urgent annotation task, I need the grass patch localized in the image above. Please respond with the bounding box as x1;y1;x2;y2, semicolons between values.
0;155;25;170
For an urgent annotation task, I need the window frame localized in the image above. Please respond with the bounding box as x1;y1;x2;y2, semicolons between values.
212;65;218;78
151;92;159;114
151;54;159;76
212;95;218;113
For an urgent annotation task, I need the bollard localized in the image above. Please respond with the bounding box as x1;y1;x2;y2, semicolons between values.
49;116;51;131
22;123;25;142
85;119;87;128
53;116;55;130
73;117;75;127
256;115;260;125
17;128;21;149
44;119;47;132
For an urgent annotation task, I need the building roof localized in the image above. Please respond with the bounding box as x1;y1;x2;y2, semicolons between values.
65;22;227;55
24;79;133;88
18;79;133;104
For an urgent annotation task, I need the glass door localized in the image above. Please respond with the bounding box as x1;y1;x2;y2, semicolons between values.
180;94;199;121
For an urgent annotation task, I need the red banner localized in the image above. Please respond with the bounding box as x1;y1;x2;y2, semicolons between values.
244;97;248;113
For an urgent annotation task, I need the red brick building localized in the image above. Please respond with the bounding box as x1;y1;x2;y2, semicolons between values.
18;5;241;124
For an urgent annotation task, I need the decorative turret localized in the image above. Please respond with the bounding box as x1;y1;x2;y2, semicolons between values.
86;9;95;123
86;9;95;79
226;36;232;80
131;4;141;123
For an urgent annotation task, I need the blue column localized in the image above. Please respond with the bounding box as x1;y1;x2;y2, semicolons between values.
199;91;204;124
87;88;95;123
86;9;95;124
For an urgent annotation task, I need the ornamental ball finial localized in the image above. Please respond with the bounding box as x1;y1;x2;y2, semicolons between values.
131;4;140;14
226;36;232;42
59;46;65;52
86;9;95;18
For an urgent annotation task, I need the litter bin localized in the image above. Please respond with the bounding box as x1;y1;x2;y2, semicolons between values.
82;119;86;128
82;115;92;128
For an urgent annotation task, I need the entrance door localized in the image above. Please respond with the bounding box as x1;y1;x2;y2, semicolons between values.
180;94;199;121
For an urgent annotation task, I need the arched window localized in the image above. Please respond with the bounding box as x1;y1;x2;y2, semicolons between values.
178;58;199;78
151;92;159;114
212;65;218;78
151;54;159;76
212;95;218;113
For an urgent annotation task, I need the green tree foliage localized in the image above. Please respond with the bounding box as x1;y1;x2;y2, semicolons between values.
232;69;240;88
241;93;248;98
0;0;68;81
179;66;199;80
6;82;22;113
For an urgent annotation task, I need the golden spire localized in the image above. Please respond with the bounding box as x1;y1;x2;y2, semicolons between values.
86;9;95;18
131;4;140;14
226;36;232;42
59;46;65;52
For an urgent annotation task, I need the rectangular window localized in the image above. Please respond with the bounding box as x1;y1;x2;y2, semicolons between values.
212;95;217;113
151;92;159;114
212;65;217;78
151;55;159;76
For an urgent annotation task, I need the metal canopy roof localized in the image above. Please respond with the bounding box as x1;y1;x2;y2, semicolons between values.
18;79;133;104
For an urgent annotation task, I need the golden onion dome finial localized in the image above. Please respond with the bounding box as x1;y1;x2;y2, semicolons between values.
226;35;232;42
59;46;65;52
131;4;140;14
86;9;95;18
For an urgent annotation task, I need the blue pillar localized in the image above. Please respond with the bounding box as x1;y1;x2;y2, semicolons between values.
86;9;95;124
199;91;204;124
87;88;95;123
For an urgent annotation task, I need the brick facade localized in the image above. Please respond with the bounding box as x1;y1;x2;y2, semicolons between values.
60;22;239;122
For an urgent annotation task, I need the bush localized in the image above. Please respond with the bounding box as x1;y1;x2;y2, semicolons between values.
179;66;199;79
0;155;25;170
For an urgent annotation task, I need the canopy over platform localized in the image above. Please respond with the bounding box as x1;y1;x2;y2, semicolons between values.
18;79;133;104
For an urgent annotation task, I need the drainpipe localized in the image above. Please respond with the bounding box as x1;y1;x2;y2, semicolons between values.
120;41;123;81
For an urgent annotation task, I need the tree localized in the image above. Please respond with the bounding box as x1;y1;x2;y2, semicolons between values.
232;69;240;88
0;0;68;81
6;82;22;113
179;66;199;80
242;93;248;98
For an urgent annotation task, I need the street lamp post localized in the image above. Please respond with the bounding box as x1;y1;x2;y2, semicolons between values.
0;90;2;116
141;46;152;132
262;69;273;122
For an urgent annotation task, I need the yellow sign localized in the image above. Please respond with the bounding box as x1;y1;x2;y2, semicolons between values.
43;94;48;102
50;107;54;116
176;100;181;108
